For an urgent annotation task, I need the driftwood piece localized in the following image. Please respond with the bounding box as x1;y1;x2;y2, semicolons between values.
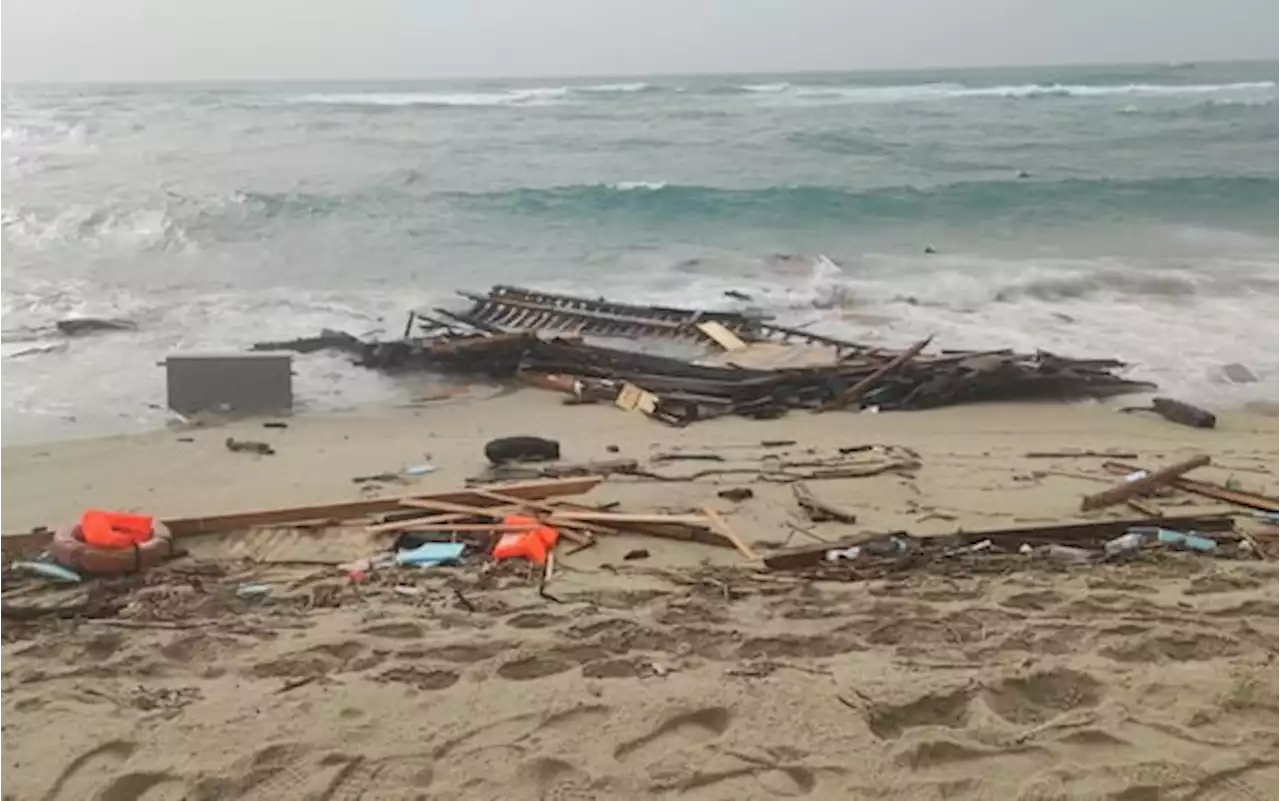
396;498;592;546
1125;497;1164;517
701;506;760;562
1079;455;1211;512
826;336;932;410
1103;461;1279;513
621;459;919;484
1025;451;1139;459
164;477;604;536
791;482;859;524
548;511;709;526
1152;397;1217;429
366;512;476;534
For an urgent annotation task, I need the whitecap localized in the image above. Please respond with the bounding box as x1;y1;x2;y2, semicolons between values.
608;181;667;191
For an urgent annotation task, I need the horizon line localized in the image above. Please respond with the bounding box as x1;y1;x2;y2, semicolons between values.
2;56;1275;88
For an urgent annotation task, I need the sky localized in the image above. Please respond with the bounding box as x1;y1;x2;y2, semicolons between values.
2;0;1277;82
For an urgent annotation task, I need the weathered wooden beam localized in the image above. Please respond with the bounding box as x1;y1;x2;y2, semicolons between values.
1103;461;1279;513
1080;455;1211;511
826;336;933;410
702;505;760;562
161;476;604;537
791;482;859;524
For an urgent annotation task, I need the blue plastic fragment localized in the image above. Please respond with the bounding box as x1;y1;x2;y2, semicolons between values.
1154;528;1217;552
12;561;82;584
396;542;466;568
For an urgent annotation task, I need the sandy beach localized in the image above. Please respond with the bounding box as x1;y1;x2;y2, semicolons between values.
2;391;1277;801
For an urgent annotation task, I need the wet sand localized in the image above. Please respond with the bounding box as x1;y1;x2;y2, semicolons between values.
2;392;1277;800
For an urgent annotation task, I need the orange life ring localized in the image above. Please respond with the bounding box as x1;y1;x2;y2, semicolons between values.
52;520;173;576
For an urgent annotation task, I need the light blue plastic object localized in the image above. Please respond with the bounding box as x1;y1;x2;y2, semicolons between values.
396;542;466;568
235;583;273;600
404;463;436;476
12;561;82;584
1105;531;1146;556
1155;529;1217;553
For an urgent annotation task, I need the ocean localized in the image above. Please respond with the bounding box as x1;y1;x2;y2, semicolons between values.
2;61;1277;444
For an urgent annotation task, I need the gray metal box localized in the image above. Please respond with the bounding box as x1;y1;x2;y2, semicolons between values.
165;352;293;416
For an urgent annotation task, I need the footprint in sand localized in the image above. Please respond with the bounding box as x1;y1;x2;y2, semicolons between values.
867;688;974;740
516;756;598;801
95;771;186;801
376;666;460;691
613;706;733;764
496;655;576;681
429;705;612;761
309;752;435;799
38;740;137;801
980;668;1102;725
891;738;1052;774
249;640;386;679
362;621;425;640
505;612;564;629
188;742;312;800
431;640;514;663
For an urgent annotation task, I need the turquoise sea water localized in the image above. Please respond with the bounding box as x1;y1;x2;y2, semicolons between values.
2;61;1277;442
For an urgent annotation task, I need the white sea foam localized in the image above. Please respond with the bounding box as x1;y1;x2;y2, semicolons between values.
293;82;650;107
608;180;668;191
767;80;1278;104
576;82;651;93
586;252;1278;410
1;206;194;254
294;87;571;107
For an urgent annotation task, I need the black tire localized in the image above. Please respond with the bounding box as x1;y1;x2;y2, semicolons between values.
484;436;561;465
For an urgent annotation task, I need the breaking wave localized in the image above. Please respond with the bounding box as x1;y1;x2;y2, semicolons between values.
292;81;658;108
780;80;1277;103
287;79;1275;108
1;206;194;253
453;176;1279;227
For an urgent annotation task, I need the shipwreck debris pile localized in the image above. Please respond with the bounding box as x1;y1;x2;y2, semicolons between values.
253;285;1153;425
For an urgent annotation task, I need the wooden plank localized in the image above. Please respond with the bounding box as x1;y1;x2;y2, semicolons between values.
1125;497;1164;517
463;490;605;543
163;476;602;536
696;321;748;352
1080;455;1211;511
472;489;731;549
791;482;858;524
375;523;542;533
826;336;932;410
398;498;592;546
1103;461;1278;513
702;506;759;562
367;512;473;533
615;382;659;415
399;499;517;516
547;511;711;525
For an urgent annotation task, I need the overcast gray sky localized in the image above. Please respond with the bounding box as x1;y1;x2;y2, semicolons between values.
3;0;1276;82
